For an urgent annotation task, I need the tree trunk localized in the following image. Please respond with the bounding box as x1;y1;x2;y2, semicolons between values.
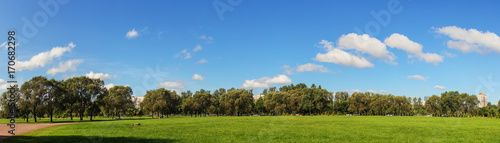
33;108;38;122
70;107;73;120
50;111;53;122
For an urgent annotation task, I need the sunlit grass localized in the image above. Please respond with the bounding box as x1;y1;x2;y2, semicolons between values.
6;116;500;142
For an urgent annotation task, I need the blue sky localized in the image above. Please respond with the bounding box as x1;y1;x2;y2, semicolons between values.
1;0;500;103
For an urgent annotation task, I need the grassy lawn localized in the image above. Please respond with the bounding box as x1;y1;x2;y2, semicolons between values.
0;116;152;124
5;116;500;143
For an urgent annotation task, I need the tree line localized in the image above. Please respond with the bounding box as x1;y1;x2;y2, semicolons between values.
2;76;500;123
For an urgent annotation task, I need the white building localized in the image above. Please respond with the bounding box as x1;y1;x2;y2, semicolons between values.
478;92;487;108
253;93;264;101
131;95;144;108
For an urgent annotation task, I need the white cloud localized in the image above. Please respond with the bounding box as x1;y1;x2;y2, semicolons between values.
0;79;14;90
174;49;191;59
85;71;114;81
126;28;139;39
0;83;15;90
281;65;293;75
16;42;75;71
199;35;213;43
197;59;208;64
338;33;396;62
296;63;329;73
104;84;130;90
158;81;185;89
347;89;362;95
434;85;446;90
443;51;457;58
104;83;115;89
315;48;374;68
193;45;202;52
436;26;500;54
192;74;205;81
175;45;202;59
47;59;83;76
407;75;427;81
384;33;443;65
241;74;292;88
379;90;388;93
366;89;377;93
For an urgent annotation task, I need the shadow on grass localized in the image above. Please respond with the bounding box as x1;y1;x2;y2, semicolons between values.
3;135;178;143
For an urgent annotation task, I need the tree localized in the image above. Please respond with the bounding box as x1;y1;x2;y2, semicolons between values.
425;95;441;116
65;76;107;121
333;92;349;115
20;76;51;122
347;92;369;115
44;79;65;122
0;86;20;118
255;97;265;114
106;85;133;119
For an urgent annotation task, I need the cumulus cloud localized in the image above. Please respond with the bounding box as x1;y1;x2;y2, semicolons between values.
338;33;396;62
379;90;388;93
192;74;205;81
434;85;446;90
407;75;427;81
241;74;292;88
104;83;116;89
126;28;139;39
436;26;500;54
85;71;114;81
16;42;75;71
366;89;377;93
296;63;329;73
47;59;83;76
315;48;374;68
385;33;444;65
197;59;208;64
158;81;185;89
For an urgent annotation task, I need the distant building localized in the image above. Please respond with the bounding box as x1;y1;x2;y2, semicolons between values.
478;92;487;108
253;93;264;101
131;95;144;108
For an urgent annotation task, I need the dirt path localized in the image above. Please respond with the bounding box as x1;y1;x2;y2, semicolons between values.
0;122;76;143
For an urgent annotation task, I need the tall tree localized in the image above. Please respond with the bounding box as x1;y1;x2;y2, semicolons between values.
65;76;107;121
106;85;133;119
20;76;51;122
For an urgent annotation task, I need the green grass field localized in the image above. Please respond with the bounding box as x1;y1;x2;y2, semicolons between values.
5;116;500;143
0;116;150;124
